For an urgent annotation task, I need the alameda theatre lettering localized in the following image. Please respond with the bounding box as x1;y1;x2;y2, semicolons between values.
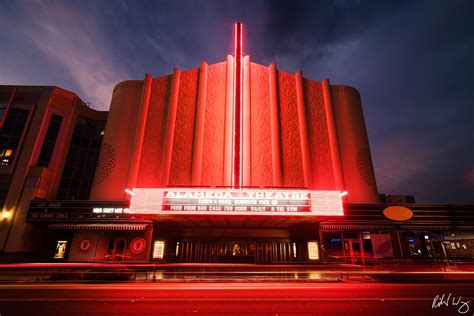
164;190;308;200
127;188;344;216
163;190;309;212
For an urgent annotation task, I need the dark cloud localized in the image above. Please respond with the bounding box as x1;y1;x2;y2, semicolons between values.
0;0;472;203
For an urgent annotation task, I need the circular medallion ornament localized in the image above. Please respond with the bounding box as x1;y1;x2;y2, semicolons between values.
79;239;92;251
383;206;414;221
130;238;146;254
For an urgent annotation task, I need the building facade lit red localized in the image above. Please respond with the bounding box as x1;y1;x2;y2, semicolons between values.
0;23;472;263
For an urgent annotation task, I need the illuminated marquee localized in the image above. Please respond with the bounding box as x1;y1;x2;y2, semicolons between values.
127;188;343;216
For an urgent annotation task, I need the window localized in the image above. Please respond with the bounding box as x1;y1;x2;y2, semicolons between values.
56;116;105;200
0;180;11;209
37;114;63;167
0;107;30;166
0;88;15;128
0;101;9;125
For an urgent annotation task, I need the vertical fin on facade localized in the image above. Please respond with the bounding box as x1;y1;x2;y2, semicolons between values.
322;79;345;191
127;74;152;190
242;55;251;187
160;68;181;186
223;55;234;186
191;61;208;185
268;63;283;187
295;71;313;189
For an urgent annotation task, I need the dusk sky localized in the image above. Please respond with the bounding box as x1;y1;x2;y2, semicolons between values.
0;0;472;204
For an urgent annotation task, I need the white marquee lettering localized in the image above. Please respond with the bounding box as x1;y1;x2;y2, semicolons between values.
129;188;343;216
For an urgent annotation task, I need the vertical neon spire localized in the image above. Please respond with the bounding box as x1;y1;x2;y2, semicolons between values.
232;22;243;189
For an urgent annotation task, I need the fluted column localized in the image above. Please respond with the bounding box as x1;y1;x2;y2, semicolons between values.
295;71;313;188
126;74;152;190
160;68;181;186
269;63;283;187
322;79;344;190
191;61;208;185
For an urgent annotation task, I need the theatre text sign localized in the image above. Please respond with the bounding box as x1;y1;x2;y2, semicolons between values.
127;188;343;216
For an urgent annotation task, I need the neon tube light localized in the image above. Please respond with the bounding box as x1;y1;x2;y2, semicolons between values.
232;22;243;189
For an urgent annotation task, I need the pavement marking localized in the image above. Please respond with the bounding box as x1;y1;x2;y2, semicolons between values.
1;283;472;290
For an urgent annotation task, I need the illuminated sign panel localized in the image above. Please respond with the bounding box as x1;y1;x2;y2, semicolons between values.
308;241;319;260
128;188;343;216
153;241;165;259
53;240;68;259
93;208;128;214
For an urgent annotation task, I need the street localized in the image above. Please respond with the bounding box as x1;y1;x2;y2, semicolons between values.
1;282;473;315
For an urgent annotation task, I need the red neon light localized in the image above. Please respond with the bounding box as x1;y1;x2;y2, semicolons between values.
128;188;344;216
232;22;243;189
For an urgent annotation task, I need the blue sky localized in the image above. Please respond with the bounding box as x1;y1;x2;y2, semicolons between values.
0;0;472;203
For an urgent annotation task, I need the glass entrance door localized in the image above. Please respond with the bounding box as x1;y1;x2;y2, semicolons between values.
177;240;295;263
217;242;256;263
106;237;127;261
345;240;364;264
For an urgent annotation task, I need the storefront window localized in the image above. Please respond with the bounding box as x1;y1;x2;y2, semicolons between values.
321;232;343;261
400;232;452;259
361;232;373;257
442;232;474;259
403;232;430;257
371;233;394;258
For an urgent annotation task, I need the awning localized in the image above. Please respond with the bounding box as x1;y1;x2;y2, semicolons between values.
399;225;474;231
320;224;397;230
48;223;149;231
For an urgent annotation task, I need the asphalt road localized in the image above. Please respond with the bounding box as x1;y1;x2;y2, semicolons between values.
1;282;473;315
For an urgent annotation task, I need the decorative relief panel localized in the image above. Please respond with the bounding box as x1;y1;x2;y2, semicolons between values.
356;147;376;188
93;143;116;185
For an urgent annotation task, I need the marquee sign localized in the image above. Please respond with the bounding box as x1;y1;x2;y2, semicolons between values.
127;188;343;216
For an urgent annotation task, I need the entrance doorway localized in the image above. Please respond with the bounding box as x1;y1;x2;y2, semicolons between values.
106;237;127;261
177;241;296;263
256;242;295;263
344;240;364;264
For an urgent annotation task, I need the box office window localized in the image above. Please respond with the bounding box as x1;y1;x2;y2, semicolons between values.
37;114;63;167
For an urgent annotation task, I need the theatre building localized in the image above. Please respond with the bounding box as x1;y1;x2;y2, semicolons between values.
0;23;472;264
